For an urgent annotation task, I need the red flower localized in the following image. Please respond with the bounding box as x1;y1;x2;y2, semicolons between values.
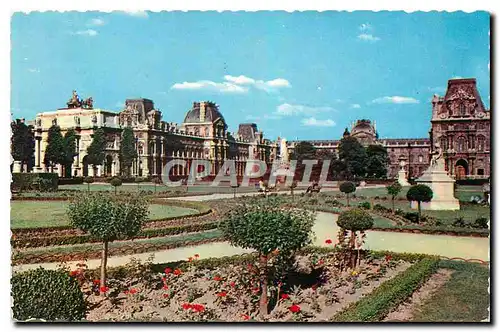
192;304;205;312
182;303;192;310
69;270;78;277
194;254;200;259
164;267;172;274
247;264;253;270
217;291;227;297
129;288;137;294
230;281;236;288
281;293;289;300
241;314;250;320
163;285;169;290
318;260;324;265
289;304;301;313
385;254;392;262
252;287;260;294
93;279;100;285
325;239;333;244
163;293;169;298
99;286;109;293
213;275;223;281
312;284;318;291
174;269;182;275
188;257;193;262
124;290;129;295
161;277;167;282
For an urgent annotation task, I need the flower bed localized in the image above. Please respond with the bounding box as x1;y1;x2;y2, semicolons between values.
79;250;414;322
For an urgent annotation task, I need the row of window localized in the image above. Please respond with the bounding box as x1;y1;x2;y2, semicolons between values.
440;135;488;152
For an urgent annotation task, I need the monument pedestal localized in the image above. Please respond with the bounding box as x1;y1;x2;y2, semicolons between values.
411;165;460;211
12;161;22;173
397;170;410;187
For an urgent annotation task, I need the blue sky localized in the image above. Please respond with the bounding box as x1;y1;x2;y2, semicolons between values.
11;11;490;140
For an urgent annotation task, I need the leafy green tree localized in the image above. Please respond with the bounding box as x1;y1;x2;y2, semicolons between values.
62;129;77;177
338;136;367;179
86;128;107;176
386;181;403;213
290;141;317;179
11;267;86;321
365;144;389;178
340;181;356;207
406;184;433;222
336;208;374;269
11;119;35;172
221;197;315;317
119;127;137;176
67;194;149;290
316;149;339;180
44;125;66;172
110;177;123;195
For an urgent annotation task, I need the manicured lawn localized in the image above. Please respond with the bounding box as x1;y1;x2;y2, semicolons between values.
10;201;199;229
411;260;490;322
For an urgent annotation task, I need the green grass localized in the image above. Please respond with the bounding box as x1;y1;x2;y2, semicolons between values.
14;230;223;257
10;201;198;229
411;260;490;322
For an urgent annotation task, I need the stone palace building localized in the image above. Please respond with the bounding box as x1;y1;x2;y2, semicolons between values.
27;78;490;180
287;78;490;180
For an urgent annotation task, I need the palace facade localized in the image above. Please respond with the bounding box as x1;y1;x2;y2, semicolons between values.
27;78;490;181
288;78;490;180
31;96;277;178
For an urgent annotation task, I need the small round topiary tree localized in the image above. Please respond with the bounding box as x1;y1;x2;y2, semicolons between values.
406;184;433;222
336;208;374;270
386;181;403;213
11;267;87;321
221;197;315;317
67;193;149;291
339;181;356;207
109;177;123;195
83;176;94;192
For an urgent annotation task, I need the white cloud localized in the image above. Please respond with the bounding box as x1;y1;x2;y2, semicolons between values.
276;103;335;116
23;57;28;61
88;18;105;26
224;75;256;85
123;10;149;18
350;104;361;109
171;81;248;94
358;34;380;42
302;117;336;127
27;68;40;73
75;29;98;36
171;75;290;94
245;114;282;121
372;96;420;104
359;23;372;31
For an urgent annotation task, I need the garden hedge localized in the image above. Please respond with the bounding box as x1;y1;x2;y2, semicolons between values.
58;177;84;185
331;257;439;322
11;173;58;192
11;267;87;321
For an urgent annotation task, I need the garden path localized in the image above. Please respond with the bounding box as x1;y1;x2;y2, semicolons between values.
12;211;489;273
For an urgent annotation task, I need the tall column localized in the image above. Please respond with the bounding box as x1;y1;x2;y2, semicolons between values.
34;138;41;168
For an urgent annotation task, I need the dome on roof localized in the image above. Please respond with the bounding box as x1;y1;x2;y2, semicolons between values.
183;101;225;124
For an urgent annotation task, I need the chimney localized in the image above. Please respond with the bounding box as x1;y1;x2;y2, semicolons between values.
200;102;206;122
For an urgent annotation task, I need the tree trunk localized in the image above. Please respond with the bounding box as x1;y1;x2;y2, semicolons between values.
350;231;356;268
291;188;294;200
87;183;90;192
114;186;117;195
154;182;157;193
259;254;269;317
417;201;421;222
392;196;395;213
100;241;108;292
347;193;350;207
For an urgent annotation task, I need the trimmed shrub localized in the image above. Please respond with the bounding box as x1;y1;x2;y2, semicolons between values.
337;208;374;232
11;173;58;192
473;217;489;229
404;212;420;224
340;181;356;207
358;201;371;210
11;267;87;321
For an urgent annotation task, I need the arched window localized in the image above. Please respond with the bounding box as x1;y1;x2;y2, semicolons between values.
457;136;467;152
478;136;485;152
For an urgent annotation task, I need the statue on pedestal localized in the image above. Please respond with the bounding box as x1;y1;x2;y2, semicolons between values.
430;142;445;170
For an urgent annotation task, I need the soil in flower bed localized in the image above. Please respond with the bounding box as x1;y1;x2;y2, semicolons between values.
383;268;454;322
84;252;412;322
